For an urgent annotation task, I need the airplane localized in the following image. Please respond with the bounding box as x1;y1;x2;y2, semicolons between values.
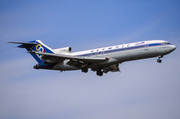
7;40;176;76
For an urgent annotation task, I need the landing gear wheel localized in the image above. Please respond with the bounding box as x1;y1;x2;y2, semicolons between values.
96;70;103;76
81;67;88;73
157;59;162;63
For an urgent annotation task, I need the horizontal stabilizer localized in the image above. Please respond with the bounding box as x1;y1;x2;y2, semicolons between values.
6;41;37;45
7;41;37;48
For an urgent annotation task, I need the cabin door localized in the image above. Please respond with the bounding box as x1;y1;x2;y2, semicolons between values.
145;44;149;50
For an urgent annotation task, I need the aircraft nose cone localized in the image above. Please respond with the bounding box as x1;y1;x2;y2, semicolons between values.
170;45;176;52
172;45;176;50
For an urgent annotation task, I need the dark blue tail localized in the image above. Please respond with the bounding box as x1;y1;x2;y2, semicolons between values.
17;40;54;63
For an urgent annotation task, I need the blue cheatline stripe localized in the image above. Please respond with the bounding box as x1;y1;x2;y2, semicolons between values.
76;43;163;57
149;43;162;47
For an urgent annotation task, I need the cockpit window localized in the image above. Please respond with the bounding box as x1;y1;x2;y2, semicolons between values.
162;42;170;45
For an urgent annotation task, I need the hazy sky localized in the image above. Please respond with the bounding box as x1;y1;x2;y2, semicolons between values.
0;0;180;119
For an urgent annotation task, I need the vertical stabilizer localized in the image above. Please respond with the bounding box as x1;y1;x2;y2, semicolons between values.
26;40;53;63
8;40;53;63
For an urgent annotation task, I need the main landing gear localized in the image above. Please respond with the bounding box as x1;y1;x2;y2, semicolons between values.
81;67;103;76
96;70;103;76
81;67;88;73
157;55;163;63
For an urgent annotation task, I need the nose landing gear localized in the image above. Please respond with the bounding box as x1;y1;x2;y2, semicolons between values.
157;55;163;63
157;59;162;63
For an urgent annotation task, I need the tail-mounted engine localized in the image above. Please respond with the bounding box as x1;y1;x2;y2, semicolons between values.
53;47;72;54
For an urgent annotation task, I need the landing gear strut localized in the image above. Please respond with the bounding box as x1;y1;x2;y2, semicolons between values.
157;56;163;63
96;70;103;76
81;67;88;73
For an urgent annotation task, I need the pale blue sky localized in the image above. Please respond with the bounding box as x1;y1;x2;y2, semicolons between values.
0;0;180;119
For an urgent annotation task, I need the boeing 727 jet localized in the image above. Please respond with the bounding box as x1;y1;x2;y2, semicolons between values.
8;40;176;76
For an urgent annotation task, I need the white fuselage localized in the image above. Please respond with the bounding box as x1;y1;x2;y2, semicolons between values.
55;40;176;70
9;39;176;76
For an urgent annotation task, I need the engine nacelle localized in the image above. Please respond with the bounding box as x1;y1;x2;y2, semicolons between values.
53;47;72;54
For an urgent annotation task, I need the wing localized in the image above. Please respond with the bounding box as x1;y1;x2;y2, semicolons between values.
28;51;109;66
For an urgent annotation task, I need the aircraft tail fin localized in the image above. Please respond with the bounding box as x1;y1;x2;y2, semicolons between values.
7;40;53;63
